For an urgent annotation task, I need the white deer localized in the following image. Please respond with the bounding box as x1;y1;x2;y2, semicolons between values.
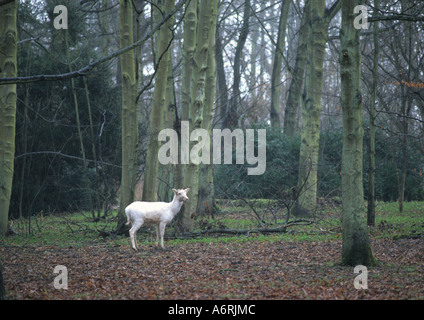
125;188;190;251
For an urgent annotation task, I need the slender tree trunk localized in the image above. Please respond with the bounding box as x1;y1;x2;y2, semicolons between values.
65;31;95;219
249;8;259;99
340;0;376;266
399;96;411;213
214;28;228;129
178;0;196;184
19;83;30;219
270;0;290;128
182;0;215;231
197;0;217;216
83;77;102;217
284;0;311;135
180;0;197;126
398;20;413;213
117;0;139;230
143;0;174;201
158;46;176;202
367;0;378;226
0;0;17;236
228;0;250;129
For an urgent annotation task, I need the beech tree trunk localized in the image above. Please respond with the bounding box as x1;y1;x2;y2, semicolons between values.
182;0;215;231
295;0;326;216
340;0;376;266
284;0;311;135
197;0;217;216
295;0;340;216
0;0;17;236
143;0;174;201
117;0;139;230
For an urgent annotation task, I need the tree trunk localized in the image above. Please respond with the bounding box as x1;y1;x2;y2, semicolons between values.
270;0;290;128
228;0;250;129
0;0;17;237
158;45;176;202
197;0;217;216
295;0;326;216
117;0;139;230
340;0;376;266
283;0;311;135
143;0;174;202
398;18;413;214
180;0;197;127
181;0;215;231
175;0;197;230
214;27;228;129
65;31;95;219
367;0;378;226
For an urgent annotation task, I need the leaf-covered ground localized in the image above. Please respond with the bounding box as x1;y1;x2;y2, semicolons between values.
1;237;423;299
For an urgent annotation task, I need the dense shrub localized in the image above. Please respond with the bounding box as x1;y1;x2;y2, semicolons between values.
214;123;424;201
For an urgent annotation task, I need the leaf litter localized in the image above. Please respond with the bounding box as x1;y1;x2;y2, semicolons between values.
1;238;423;299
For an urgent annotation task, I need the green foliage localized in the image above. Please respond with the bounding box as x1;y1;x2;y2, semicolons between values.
214;123;424;202
214;123;300;199
10;4;122;218
363;126;424;202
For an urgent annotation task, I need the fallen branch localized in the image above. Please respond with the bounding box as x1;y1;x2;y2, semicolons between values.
171;219;313;239
97;219;313;240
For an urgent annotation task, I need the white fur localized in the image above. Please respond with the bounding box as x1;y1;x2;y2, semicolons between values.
125;188;190;251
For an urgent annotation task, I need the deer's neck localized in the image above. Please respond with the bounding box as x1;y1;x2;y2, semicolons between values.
170;196;184;215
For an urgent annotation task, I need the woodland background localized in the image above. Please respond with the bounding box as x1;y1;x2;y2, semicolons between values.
0;0;424;300
1;0;423;223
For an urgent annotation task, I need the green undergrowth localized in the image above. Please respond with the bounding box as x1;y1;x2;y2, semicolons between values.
1;200;423;248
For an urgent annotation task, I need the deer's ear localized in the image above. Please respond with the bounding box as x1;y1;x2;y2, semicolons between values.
172;188;178;194
184;188;190;193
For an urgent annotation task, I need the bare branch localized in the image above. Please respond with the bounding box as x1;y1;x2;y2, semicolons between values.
0;0;188;85
14;151;121;168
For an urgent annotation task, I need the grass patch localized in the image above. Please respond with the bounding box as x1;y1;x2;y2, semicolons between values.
1;200;423;249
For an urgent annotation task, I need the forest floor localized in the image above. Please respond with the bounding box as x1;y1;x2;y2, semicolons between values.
1;201;424;300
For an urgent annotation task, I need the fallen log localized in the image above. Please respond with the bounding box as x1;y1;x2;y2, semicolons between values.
170;219;313;239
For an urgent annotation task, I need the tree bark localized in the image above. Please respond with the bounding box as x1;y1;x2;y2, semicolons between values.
117;0;139;230
0;0;17;236
214;28;228;129
270;0;290;128
143;0;174;202
398;15;414;214
227;0;250;129
295;0;326;216
367;0;378;226
158;41;177;202
181;0;215;231
197;0;218;216
175;0;197;230
283;0;311;135
340;0;376;266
